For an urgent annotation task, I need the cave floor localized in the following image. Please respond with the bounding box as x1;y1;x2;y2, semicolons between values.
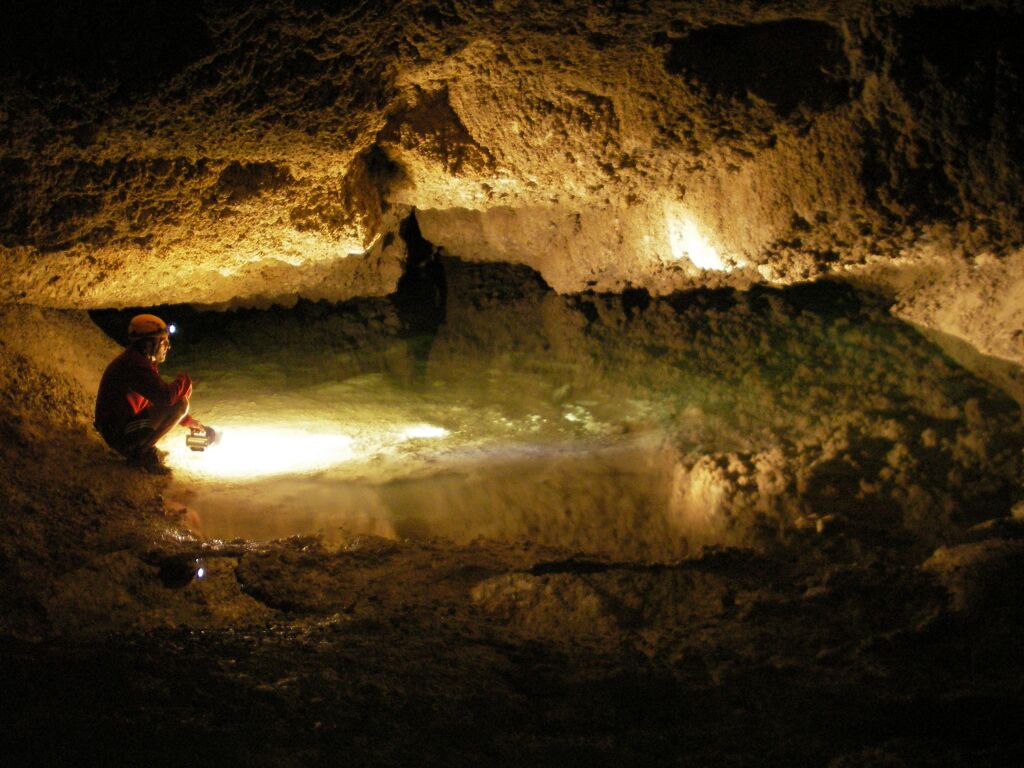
3;532;1024;767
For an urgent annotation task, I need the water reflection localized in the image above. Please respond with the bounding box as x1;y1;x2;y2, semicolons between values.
159;268;1021;557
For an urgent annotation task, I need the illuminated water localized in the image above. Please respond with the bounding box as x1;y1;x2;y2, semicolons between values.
165;364;680;557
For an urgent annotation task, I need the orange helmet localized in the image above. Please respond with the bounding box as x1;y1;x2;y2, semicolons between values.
127;314;169;340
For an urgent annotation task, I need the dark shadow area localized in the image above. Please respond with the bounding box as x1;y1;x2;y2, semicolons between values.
392;209;447;339
862;8;1024;221
665;20;851;116
0;0;213;95
893;8;1024;97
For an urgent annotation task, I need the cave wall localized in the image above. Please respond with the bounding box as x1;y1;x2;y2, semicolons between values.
1;1;1022;361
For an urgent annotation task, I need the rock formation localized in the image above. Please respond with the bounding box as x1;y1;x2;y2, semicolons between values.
1;0;1021;360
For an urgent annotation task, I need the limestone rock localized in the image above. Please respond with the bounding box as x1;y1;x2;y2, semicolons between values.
0;1;1022;361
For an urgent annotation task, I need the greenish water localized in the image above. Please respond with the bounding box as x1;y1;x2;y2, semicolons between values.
134;270;1021;556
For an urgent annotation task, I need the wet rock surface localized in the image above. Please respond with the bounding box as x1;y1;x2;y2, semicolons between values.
3;534;1024;766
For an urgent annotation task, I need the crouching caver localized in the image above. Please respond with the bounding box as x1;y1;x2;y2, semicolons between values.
94;314;208;474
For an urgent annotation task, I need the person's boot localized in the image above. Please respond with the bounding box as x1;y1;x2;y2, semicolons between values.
127;446;172;475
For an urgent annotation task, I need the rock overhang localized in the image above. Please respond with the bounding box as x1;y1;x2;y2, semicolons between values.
0;0;1022;361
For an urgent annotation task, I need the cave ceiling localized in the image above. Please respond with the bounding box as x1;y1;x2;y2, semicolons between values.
0;0;1022;361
